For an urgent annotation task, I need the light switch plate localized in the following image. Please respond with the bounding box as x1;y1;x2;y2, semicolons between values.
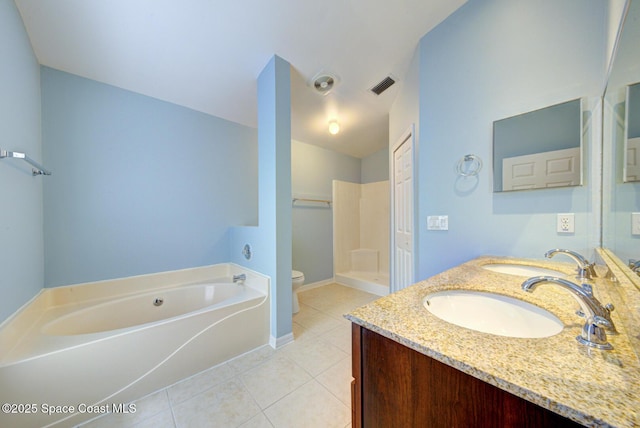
427;215;449;231
557;213;575;233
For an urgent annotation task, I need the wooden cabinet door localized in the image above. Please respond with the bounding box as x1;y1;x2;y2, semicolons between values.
353;325;582;428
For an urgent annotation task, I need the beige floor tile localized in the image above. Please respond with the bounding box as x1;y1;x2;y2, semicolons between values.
133;410;176;428
291;320;316;341
294;310;343;335
167;361;235;405
292;304;322;325
315;357;352;406
226;344;277;375
264;379;351;428
240;354;312;409
278;335;348;377
80;390;170;428
298;284;377;320
323;303;367;320
319;322;353;355
299;294;335;313
239;412;275;428
172;378;261;427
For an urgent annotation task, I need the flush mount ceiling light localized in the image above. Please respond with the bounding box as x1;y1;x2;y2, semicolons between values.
328;120;340;135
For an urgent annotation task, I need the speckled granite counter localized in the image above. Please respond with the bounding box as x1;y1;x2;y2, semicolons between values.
346;255;640;428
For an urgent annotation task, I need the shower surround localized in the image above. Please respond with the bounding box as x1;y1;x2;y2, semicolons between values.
332;180;389;295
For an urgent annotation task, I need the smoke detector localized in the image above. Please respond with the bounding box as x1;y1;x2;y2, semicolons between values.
310;72;339;95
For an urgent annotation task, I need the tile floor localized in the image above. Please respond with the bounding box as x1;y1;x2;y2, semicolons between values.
80;283;377;428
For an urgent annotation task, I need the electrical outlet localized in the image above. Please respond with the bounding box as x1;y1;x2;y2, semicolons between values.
557;213;575;233
632;212;640;236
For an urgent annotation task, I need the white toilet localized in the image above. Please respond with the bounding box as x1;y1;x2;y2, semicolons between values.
292;270;305;314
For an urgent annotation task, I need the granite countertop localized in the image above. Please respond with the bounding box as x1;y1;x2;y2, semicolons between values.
345;255;640;428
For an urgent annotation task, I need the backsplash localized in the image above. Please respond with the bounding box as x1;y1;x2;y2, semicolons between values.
597;248;640;359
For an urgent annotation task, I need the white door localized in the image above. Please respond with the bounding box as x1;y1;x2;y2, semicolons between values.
391;126;414;292
626;137;640;181
502;147;581;191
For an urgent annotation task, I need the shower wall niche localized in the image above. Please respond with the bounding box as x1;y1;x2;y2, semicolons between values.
332;180;389;295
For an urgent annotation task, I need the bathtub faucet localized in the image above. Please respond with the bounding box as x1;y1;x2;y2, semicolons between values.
233;274;246;283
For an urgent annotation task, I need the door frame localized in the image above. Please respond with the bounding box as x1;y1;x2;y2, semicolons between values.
389;124;416;293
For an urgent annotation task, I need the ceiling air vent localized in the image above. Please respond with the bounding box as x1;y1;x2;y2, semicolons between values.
370;76;396;95
312;74;336;95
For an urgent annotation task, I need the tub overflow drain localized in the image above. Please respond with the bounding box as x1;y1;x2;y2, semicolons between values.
153;298;164;307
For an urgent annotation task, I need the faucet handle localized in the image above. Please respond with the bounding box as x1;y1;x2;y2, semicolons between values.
577;316;614;350
592;315;613;329
584;262;598;280
575;262;598;280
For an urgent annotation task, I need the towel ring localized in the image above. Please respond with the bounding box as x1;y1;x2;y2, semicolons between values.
456;154;482;177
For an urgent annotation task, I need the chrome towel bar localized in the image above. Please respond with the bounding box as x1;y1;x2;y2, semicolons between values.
0;149;51;176
292;197;332;206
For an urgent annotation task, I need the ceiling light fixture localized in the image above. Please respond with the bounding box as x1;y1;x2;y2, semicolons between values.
328;120;340;135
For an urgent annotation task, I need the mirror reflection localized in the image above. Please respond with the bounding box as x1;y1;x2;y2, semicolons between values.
493;99;583;192
603;0;640;272
625;82;640;182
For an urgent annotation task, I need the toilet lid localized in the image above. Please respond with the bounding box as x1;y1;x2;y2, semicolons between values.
292;270;304;279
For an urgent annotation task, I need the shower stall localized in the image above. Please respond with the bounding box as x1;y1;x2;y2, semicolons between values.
332;180;389;296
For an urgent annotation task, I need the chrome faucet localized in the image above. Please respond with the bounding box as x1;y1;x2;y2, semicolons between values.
522;276;616;350
544;249;598;280
233;273;246;283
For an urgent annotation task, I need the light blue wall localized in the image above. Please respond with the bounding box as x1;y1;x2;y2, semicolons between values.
416;0;605;279
390;46;421;281
390;45;420;147
291;140;361;284
41;67;258;287
231;56;292;341
361;148;389;184
0;0;44;322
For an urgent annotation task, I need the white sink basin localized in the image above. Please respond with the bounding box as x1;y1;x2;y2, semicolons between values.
481;263;566;277
423;290;563;338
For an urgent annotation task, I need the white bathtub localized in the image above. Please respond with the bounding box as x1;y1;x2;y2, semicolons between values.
0;264;269;428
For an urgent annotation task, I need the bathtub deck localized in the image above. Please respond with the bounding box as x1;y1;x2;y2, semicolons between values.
78;283;378;428
0;264;270;428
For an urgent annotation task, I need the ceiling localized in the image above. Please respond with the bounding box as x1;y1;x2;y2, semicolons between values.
15;0;466;159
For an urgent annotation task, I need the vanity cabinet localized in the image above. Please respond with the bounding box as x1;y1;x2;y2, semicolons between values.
351;324;582;427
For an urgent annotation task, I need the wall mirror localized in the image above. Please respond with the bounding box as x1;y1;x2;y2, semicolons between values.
624;81;640;182
492;98;583;192
603;0;640;282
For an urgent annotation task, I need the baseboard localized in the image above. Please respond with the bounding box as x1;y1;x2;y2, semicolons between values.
296;278;334;293
269;332;294;349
